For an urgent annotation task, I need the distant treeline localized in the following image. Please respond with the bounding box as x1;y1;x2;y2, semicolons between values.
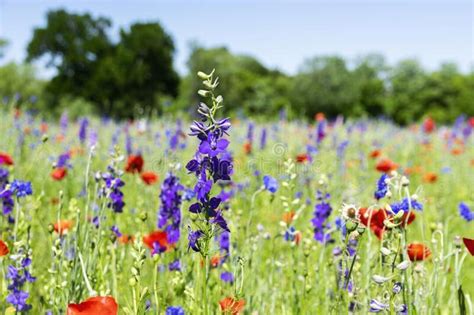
0;9;473;124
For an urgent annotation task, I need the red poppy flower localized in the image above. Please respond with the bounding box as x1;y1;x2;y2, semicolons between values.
359;208;415;240
369;150;381;159
243;142;252;155
118;235;135;245
451;147;463;156
67;296;118;315
407;243;431;261
40;122;49;134
294;231;302;245
463;238;474;256
422;117;435;133
376;159;398;173
51;167;67;181
314;112;326;122
0;152;14;166
143;231;171;252
469;117;474;128
219;297;245;315
54;220;74;235
0;240;9;256
141;171;158;185
210;254;224;268
282;211;295;224
423;172;437;183
296;153;309;163
125;155;144;173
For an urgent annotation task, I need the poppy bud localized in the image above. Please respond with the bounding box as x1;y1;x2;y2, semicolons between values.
139;212;147;222
346;220;358;232
47;223;54;234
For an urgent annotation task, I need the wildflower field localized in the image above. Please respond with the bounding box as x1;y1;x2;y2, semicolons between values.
0;71;473;315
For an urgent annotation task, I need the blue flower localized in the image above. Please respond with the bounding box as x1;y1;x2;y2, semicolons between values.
374;174;389;200
166;306;185;315
10;180;33;198
263;175;278;193
459;202;474;222
390;198;423;214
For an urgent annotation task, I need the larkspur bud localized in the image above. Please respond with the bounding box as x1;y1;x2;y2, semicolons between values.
396;260;410;270
197;71;211;80
372;275;391;284
392;282;402;294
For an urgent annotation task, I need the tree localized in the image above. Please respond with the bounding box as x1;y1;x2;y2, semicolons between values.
291;56;358;119
352;54;388;117
26;10;112;99
386;59;427;124
26;10;179;118
89;23;179;118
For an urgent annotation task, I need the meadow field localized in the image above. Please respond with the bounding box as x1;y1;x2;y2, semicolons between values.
0;71;473;315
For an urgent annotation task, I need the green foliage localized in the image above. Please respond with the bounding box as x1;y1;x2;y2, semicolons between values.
176;46;290;118
0;62;45;105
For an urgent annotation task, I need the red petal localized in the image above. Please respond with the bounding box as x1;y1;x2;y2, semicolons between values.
67;296;118;315
463;238;474;256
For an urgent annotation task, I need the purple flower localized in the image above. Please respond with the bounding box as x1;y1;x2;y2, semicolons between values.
157;173;183;244
78;118;89;144
57;152;71;168
101;170;125;213
198;135;229;157
188;229;204;252
186;71;233;254
211;211;230;232
369;299;389;313
220;271;234;283
111;225;122;237
168;259;181;271
260;128;267;149
311;190;332;243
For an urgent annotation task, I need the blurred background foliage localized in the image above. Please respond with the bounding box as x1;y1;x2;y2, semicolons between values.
0;9;473;123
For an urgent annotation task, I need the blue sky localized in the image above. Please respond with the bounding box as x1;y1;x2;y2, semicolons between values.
0;0;472;77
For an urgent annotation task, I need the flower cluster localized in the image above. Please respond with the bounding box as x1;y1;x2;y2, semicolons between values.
6;249;36;311
390;198;423;214
312;189;333;243
185;69;233;254
78;117;89;144
98;165;126;213
0;168;14;217
459;202;473;222
374;174;389;200
157;172;184;244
